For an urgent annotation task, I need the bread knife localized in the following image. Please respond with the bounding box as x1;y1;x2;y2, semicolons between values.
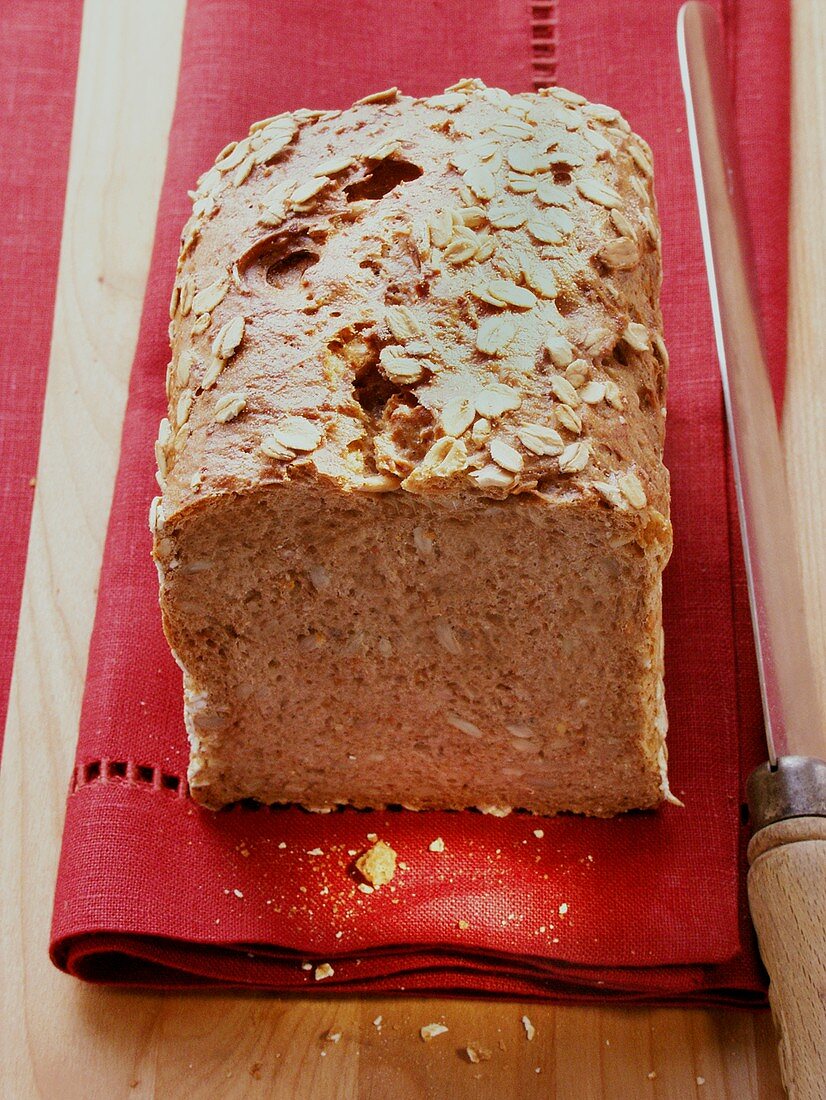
678;4;826;1095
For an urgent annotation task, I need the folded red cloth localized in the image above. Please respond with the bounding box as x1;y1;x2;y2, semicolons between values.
0;1;83;745
50;0;790;1002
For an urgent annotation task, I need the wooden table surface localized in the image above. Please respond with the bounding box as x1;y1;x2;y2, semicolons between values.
2;1;824;1096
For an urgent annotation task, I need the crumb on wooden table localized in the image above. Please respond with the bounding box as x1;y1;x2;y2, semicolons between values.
420;1023;449;1042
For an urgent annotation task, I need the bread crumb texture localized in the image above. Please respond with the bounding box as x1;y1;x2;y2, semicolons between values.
420;1023;449;1042
355;839;397;888
154;79;673;818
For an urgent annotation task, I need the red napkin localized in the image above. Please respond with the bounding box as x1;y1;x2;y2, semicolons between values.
50;0;790;1003
0;1;83;745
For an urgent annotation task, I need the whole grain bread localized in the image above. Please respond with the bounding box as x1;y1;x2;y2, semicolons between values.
152;79;675;816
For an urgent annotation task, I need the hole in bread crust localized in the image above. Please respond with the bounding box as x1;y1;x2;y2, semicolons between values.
353;358;405;418
236;230;322;295
344;159;423;202
328;330;413;422
613;343;629;367
266;248;320;289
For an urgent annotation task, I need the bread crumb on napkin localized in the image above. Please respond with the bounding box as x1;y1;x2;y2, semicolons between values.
355;840;397;888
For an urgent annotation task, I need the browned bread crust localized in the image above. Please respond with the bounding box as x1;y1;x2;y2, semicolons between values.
152;79;674;816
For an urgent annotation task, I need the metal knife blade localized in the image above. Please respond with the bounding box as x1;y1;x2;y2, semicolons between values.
677;1;823;762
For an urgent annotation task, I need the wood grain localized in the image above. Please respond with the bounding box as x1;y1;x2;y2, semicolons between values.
3;0;824;1095
748;818;826;1099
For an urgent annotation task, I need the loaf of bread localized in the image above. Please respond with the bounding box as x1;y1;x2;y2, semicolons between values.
152;79;675;816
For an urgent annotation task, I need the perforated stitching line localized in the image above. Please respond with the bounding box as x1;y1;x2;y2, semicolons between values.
70;759;186;797
529;1;558;90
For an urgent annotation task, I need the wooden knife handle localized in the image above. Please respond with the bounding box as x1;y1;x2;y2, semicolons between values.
747;816;826;1099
